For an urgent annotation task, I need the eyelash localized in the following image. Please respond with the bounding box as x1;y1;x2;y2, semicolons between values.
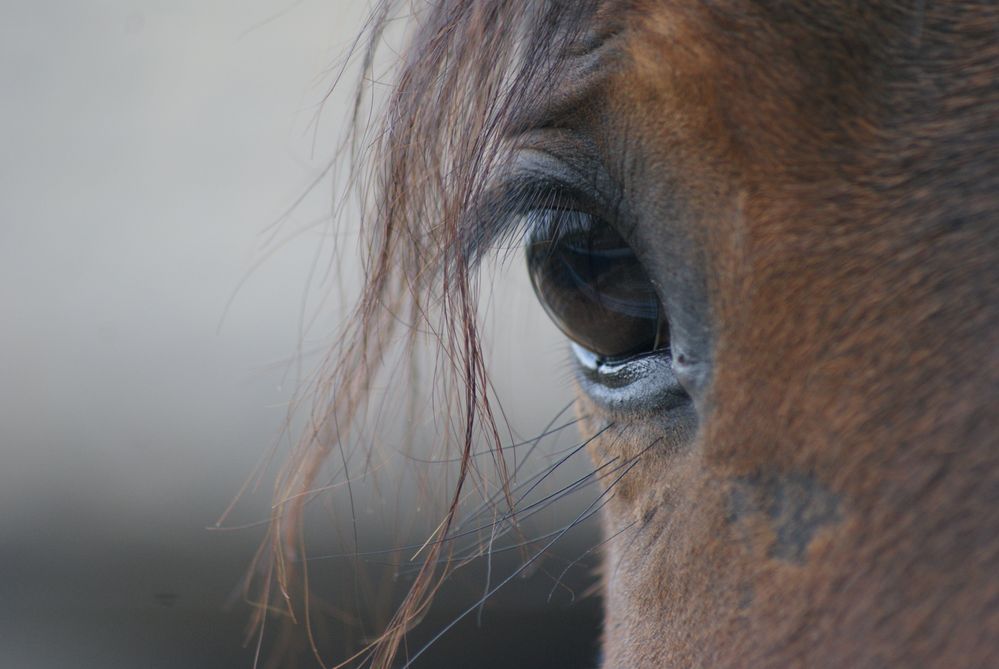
472;182;590;262
468;156;612;265
522;207;594;246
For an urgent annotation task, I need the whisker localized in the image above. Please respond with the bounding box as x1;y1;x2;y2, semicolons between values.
453;421;615;532
361;497;610;571
400;415;583;464
400;448;647;668
387;454;630;577
304;450;621;564
546;519;637;604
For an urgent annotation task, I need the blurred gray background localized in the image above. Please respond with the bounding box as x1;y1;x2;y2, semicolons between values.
0;2;599;667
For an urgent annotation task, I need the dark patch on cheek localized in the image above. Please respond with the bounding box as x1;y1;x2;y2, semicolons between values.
727;473;841;564
636;504;667;550
642;506;657;526
736;582;755;610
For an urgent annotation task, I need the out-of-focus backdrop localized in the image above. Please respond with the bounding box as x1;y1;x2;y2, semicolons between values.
0;2;601;667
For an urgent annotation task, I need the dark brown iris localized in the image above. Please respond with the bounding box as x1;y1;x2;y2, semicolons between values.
526;210;669;361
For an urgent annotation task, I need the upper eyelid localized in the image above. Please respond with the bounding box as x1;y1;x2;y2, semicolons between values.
458;180;573;266
523;208;595;246
511;143;623;223
461;140;614;247
459;149;605;262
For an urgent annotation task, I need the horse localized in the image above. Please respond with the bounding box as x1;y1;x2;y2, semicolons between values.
259;1;999;667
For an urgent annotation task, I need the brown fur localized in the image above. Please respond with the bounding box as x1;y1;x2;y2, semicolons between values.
259;1;999;666
591;2;999;667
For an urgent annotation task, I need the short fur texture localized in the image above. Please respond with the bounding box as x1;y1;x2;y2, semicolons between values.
262;2;999;667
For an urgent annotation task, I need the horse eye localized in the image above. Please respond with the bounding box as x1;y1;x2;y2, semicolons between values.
525;209;668;361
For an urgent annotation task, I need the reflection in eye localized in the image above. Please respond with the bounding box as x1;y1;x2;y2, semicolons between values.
525;209;669;361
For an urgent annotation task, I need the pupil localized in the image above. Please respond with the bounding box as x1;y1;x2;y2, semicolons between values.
526;210;667;361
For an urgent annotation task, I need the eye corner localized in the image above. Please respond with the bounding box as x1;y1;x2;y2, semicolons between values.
670;347;710;398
